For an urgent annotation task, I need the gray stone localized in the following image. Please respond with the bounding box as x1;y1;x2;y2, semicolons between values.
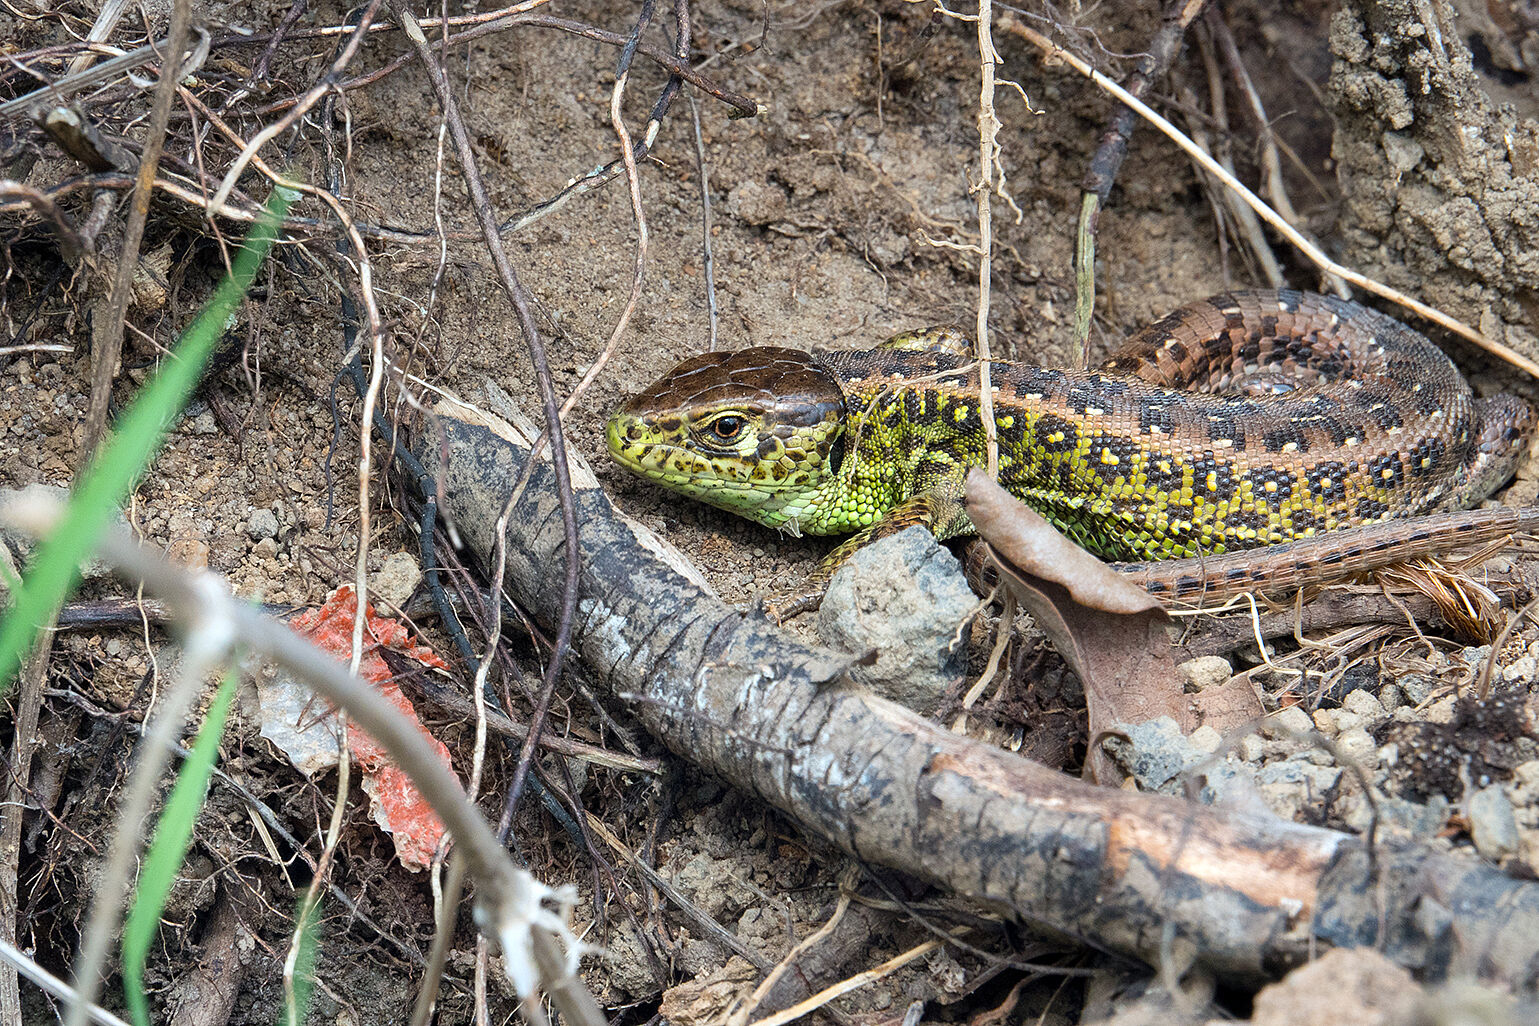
1188;724;1222;753
1513;760;1539;791
1341;688;1386;723
815;527;976;711
1504;655;1536;684
1343;795;1449;839
1399;674;1439;706
1255;755;1343;820
1101;716;1255;804
1468;785;1520;861
247;508;280;540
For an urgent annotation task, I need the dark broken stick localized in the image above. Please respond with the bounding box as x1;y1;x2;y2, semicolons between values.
423;395;1539;991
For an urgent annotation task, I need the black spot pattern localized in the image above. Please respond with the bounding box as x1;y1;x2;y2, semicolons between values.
827;434;848;475
1146;455;1186;493
1010;367;1066;398
1356;497;1391;519
1262;423;1310;453
1405;436;1444;477
1191;454;1237;500
1247;466;1295;508
1088;434;1142;484
1139;398;1180;433
1319;415;1352;447
1290;509;1319;533
1307;460;1350;501
1034;414;1080;454
1226;508;1271;535
1207;415;1246;451
1368;452;1404;490
1373;404;1404;431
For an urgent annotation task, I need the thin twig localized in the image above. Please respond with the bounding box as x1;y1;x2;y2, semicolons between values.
1073;0;1208;358
386;0;584;845
0;182;87;263
208;0;385;215
82;0;193;456
1207;7;1346;296
0;624;54;1026
687;92;720;350
556;0;660;420
0;939;129;1026
750;936;951;1026
63;578;227;1026
974;0;1000;480
0;500;604;1026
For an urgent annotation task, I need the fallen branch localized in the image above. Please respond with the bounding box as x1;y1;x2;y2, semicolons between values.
423;394;1539;991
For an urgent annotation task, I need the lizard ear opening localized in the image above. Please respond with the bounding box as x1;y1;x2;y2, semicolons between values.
825;430;848;476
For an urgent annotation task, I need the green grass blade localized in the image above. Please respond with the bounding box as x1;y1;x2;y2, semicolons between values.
121;668;238;1026
0;189;293;690
283;894;321;1026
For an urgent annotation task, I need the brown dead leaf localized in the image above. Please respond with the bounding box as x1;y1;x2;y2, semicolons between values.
1189;675;1265;733
964;469;1189;783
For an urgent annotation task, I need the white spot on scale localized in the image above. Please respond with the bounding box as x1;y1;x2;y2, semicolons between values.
1026;393;1043;401
1329;313;1340;328
1343;437;1360;446
1281;441;1298;453
1213;438;1234;449
1086;406;1104;416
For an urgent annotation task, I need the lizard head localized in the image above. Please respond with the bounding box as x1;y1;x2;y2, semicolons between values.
606;347;847;530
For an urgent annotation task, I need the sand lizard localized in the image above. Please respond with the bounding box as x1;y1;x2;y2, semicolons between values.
607;290;1536;613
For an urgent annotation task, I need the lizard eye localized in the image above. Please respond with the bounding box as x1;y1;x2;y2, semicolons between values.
711;415;745;440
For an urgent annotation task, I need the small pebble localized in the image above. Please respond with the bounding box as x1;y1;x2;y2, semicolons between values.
1504;655;1536;684
1178;655;1232;692
1513;760;1539;790
1335;727;1377;770
248;508;280;540
1188;724;1222;753
1399;674;1439;705
1264;705;1313;740
1468;785;1520;861
1340;688;1385;722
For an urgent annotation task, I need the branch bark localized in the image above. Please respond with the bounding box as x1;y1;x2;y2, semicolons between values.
424;396;1539;991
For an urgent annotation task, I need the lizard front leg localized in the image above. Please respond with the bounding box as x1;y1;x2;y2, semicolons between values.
764;484;972;620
